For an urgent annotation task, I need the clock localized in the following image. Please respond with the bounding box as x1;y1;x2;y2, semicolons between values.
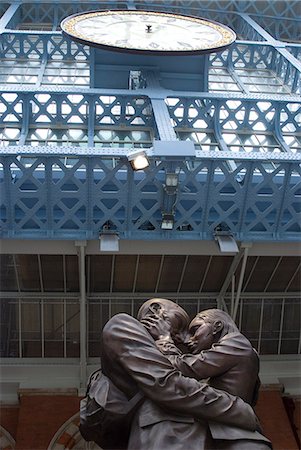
61;10;236;55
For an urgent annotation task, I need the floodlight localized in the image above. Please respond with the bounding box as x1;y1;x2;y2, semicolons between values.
165;173;179;194
161;213;174;230
99;231;119;252
127;150;150;171
166;173;179;187
215;233;238;253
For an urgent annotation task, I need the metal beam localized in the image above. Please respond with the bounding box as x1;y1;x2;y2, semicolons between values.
264;257;282;292
1;84;300;103
150;99;177;141
1;240;301;257
232;246;250;321
239;13;283;45
177;255;189;293
0;3;20;33
285;262;301;292
155;255;164;293
199;256;212;293
0;291;299;300
2;146;300;162
217;250;244;309
75;240;87;393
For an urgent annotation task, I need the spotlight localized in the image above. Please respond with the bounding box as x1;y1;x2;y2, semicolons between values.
214;231;238;253
165;173;179;194
99;231;119;252
161;213;174;230
127;150;150;171
166;173;178;187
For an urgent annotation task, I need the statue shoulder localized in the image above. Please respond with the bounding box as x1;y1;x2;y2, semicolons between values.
104;313;139;330
103;313;148;342
221;332;254;355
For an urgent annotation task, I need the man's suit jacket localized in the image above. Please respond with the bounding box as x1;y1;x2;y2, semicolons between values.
169;331;271;445
101;313;260;450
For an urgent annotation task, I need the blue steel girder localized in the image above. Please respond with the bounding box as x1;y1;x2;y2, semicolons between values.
1;1;300;42
1;32;300;95
166;96;301;150
3;1;300;21
0;91;155;144
1;91;300;154
0;153;300;241
0;1;300;243
0;31;90;60
0;0;300;52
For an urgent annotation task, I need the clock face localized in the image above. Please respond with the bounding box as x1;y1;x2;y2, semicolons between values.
61;10;236;55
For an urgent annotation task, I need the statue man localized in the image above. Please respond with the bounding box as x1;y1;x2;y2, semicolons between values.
154;307;272;449
99;298;262;450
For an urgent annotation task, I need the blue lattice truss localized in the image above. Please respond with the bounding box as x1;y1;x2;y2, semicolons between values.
0;0;300;242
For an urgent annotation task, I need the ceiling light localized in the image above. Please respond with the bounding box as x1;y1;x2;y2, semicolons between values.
215;234;238;253
127;150;150;171
165;173;178;187
99;232;119;252
165;173;179;194
161;213;174;230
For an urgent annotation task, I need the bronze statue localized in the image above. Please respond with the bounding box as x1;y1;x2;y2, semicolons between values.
155;306;272;449
80;298;271;449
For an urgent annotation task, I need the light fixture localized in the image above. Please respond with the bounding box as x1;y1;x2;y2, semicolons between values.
214;231;239;253
166;173;178;187
165;173;179;195
161;213;174;230
99;231;119;252
127;150;150;171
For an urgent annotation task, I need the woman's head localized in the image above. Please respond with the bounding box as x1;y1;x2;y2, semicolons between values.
188;308;238;353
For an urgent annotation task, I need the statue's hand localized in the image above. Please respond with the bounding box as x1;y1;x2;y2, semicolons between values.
140;315;172;341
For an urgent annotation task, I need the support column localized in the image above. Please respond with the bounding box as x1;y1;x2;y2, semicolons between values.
75;240;87;394
216;249;244;312
233;244;250;321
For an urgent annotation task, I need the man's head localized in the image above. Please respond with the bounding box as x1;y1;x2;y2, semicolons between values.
137;298;189;340
188;308;239;354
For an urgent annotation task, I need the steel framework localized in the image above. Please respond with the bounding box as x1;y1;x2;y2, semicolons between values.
0;1;300;243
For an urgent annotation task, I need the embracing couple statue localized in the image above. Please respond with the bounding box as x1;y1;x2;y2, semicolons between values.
80;298;272;450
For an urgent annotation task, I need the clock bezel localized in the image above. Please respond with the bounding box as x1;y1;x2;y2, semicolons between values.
60;9;236;56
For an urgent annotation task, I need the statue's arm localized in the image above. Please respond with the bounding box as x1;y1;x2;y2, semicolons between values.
168;342;236;380
102;314;257;432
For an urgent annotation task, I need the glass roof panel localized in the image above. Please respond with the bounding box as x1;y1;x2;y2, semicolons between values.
260;299;282;355
244;256;283;292
16;255;40;291
135;255;161;292
202;256;233;292
280;299;300;354
88;255;112;292
157;255;187;292
265;256;300;292
65;255;79;292
286;265;301;292
240;299;262;350
0;255;18;291
40;255;64;291
113;255;137;292
180;255;212;292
